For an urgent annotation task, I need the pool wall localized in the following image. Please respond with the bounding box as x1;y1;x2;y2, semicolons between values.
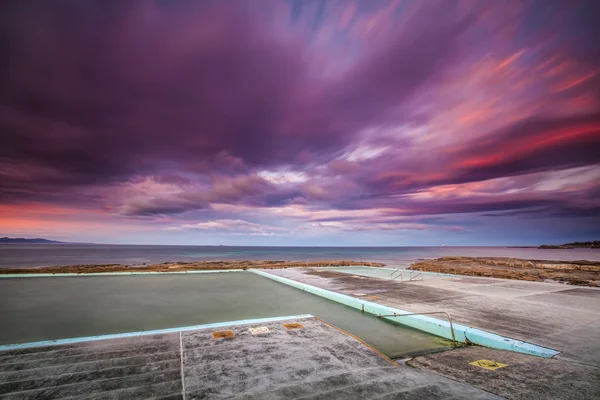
251;269;560;358
0;269;241;278
0;314;314;351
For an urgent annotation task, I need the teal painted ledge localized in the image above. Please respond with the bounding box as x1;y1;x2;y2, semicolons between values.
0;314;314;351
251;269;560;358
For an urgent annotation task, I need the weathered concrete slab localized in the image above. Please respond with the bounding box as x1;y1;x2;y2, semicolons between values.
0;334;182;399
408;346;600;400
0;317;501;399
267;268;600;367
181;317;500;399
536;319;600;366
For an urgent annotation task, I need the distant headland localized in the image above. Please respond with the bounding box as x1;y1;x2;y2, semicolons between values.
538;241;599;249
0;237;64;244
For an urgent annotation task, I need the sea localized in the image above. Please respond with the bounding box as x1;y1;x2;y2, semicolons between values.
0;244;599;269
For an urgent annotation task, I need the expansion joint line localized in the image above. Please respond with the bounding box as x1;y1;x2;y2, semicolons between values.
180;331;186;400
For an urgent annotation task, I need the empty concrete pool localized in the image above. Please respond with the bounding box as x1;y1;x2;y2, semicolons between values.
0;271;453;358
326;266;450;280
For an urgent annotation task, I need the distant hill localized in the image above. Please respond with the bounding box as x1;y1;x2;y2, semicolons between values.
539;241;600;249
0;237;64;244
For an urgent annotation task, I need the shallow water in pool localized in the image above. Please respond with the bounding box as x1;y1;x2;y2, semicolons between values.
0;272;453;358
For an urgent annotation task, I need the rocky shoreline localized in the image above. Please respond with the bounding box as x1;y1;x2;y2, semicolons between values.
0;260;385;274
4;256;600;287
408;256;600;287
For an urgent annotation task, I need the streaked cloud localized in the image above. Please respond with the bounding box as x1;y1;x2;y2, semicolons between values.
1;0;598;244
166;219;284;236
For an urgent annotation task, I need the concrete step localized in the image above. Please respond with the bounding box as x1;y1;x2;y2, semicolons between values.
0;359;180;394
0;344;178;372
0;334;183;399
1;369;182;400
0;351;180;382
59;380;183;400
0;342;179;364
0;333;177;361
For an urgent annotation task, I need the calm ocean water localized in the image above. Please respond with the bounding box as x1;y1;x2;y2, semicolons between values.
0;244;599;269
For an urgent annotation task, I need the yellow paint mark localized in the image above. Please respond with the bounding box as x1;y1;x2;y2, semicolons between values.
469;359;508;370
282;323;304;330
212;330;234;339
364;295;379;300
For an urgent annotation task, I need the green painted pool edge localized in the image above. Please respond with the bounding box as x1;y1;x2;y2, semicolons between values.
251;269;560;358
0;314;314;351
0;269;241;278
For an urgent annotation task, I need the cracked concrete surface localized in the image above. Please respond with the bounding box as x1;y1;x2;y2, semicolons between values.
0;317;501;399
265;267;600;399
408;347;600;400
267;268;600;366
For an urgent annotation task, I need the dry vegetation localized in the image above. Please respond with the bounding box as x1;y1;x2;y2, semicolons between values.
409;256;600;287
0;260;385;274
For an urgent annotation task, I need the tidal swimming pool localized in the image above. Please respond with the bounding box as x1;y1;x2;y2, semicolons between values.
0;271;452;358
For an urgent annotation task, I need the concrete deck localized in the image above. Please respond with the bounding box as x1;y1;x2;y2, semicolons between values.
0;333;183;399
267;268;600;366
263;268;600;399
0;317;501;399
408;347;600;400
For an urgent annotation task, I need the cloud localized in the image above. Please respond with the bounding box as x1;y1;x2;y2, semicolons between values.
117;175;278;216
304;221;429;232
1;0;599;242
0;0;479;203
450;114;600;182
166;219;284;236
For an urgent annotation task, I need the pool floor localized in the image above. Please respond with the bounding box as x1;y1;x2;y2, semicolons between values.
0;272;453;358
327;266;449;281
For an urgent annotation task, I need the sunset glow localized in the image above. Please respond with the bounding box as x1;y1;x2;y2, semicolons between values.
1;0;599;245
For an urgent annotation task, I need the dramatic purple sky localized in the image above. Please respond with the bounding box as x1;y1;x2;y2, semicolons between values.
1;0;599;245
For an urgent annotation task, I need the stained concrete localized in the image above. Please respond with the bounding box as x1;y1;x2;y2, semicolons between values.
0;317;501;399
0;333;183;399
181;317;500;399
263;268;600;399
267;268;600;366
408;347;600;400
